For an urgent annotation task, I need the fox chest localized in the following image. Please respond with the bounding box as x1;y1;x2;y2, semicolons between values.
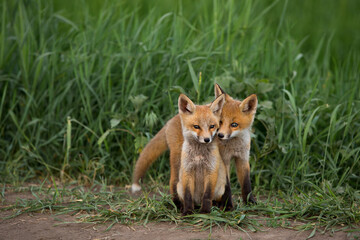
183;154;216;172
181;141;217;171
181;155;214;205
219;140;250;163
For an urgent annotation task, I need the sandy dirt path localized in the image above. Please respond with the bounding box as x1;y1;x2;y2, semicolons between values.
0;211;352;240
0;187;357;240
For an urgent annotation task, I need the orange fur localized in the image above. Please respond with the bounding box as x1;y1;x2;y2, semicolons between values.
215;84;257;204
176;94;226;214
132;84;257;205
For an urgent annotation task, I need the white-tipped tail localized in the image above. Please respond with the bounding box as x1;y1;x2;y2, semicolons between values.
131;183;142;193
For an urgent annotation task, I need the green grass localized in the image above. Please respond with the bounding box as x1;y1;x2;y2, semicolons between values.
1;182;359;238
0;0;360;236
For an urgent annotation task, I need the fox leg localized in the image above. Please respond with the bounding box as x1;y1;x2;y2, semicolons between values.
169;149;182;208
234;157;256;204
200;170;217;213
181;172;195;216
217;176;233;211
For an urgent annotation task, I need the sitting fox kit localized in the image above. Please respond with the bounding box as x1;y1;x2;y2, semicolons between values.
176;94;227;215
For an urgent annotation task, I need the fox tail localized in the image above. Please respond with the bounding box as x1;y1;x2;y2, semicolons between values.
131;126;168;193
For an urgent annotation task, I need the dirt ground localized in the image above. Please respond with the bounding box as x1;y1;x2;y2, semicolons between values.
0;189;358;240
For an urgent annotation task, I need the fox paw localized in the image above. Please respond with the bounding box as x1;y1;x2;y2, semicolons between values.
245;196;257;205
223;203;234;211
172;197;182;210
131;183;142;193
182;209;193;216
199;207;211;214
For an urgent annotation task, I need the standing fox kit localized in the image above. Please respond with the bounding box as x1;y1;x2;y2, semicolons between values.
214;84;257;204
176;94;227;215
132;84;257;207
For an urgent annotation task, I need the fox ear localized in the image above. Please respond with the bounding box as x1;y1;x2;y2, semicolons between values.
239;94;257;114
214;83;225;98
178;94;196;114
210;94;225;116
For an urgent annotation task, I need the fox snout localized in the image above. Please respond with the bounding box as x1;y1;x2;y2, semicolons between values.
198;135;212;143
217;131;232;140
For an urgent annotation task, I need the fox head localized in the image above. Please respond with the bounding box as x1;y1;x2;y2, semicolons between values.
214;83;257;140
178;93;225;144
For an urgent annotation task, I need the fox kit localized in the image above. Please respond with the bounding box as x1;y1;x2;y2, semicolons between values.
132;84;257;205
176;94;227;215
132;93;231;209
214;84;257;204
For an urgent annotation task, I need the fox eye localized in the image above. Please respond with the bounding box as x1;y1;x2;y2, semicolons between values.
210;125;215;129
193;125;200;129
219;121;223;125
231;122;238;128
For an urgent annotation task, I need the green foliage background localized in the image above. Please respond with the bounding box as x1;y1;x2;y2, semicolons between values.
1;0;359;199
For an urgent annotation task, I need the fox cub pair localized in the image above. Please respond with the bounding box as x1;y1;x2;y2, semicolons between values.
131;84;257;215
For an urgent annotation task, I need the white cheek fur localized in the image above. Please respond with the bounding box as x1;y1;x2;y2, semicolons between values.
231;128;250;142
229;129;241;138
182;128;199;141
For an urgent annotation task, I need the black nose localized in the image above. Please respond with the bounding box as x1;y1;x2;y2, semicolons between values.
204;138;210;143
218;133;224;138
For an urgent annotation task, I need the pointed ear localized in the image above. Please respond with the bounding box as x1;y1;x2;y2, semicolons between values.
239;94;257;114
214;83;225;98
210;94;225;116
178;94;196;114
